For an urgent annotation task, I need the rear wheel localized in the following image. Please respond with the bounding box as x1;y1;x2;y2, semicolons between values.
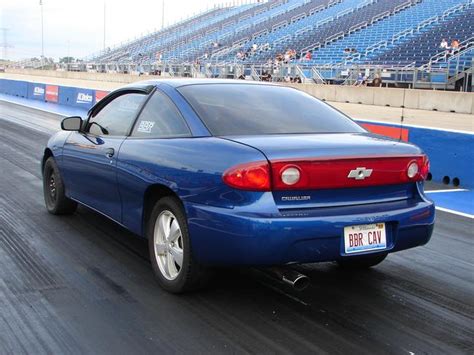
147;196;209;293
337;253;387;269
43;157;77;215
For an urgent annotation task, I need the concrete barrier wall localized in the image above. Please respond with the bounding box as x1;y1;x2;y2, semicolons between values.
1;77;473;188
290;84;474;114
4;69;474;114
6;68;140;84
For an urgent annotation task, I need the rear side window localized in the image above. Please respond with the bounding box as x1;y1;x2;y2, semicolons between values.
131;91;191;138
178;84;365;136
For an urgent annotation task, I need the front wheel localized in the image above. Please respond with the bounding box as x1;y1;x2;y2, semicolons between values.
43;157;77;215
147;196;209;293
337;253;387;269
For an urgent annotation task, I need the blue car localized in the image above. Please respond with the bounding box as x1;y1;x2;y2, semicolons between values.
42;79;435;293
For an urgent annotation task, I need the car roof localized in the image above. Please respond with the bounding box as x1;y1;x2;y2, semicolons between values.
124;78;275;89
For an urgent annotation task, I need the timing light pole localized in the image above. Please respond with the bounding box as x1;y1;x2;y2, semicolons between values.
162;0;165;29
103;1;106;51
40;0;44;68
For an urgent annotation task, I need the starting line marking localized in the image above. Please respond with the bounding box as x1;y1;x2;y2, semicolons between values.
435;207;474;219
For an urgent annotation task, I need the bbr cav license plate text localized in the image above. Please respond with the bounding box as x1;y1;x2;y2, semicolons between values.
343;223;387;254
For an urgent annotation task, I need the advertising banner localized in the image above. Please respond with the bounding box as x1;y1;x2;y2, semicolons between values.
74;88;95;108
95;90;109;102
28;83;46;101
45;85;59;102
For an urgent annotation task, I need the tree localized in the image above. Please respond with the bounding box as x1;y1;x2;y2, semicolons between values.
59;56;75;63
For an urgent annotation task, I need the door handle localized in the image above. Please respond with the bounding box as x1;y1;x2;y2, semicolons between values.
105;148;115;158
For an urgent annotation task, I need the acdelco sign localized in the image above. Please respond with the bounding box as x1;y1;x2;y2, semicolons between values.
76;92;93;105
28;83;46;101
33;86;45;96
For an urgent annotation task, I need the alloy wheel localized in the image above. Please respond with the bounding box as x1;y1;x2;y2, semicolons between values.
153;210;184;280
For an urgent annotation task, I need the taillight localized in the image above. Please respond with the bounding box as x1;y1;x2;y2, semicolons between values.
271;155;430;190
223;155;430;191
406;155;430;181
419;155;430;180
222;161;270;191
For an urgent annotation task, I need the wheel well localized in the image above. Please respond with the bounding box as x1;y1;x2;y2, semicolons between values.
142;184;180;236
41;148;54;174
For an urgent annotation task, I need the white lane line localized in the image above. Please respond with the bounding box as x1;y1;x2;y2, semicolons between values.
435;207;474;219
425;189;468;193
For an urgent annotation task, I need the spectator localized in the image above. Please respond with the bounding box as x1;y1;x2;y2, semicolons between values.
451;39;460;54
354;73;364;86
439;38;450;59
372;74;382;87
252;43;258;52
439;38;449;49
362;74;368;86
304;51;312;61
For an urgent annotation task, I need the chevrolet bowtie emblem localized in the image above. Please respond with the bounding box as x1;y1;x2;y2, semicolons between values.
348;167;373;180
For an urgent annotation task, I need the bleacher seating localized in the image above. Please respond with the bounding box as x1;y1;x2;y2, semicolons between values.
307;0;466;65
162;0;304;62
367;6;474;66
87;0;473;73
90;5;254;63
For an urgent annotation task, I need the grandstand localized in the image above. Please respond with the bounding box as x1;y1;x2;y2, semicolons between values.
85;0;473;89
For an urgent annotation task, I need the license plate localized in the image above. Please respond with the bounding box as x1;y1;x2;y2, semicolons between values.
343;223;387;254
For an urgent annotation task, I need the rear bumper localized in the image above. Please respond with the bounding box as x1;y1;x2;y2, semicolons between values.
185;197;435;266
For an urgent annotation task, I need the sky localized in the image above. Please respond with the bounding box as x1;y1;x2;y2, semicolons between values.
0;0;256;61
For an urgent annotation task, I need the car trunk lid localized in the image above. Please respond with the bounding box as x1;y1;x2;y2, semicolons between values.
223;133;426;209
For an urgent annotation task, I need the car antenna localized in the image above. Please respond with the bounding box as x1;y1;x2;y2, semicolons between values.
399;87;407;141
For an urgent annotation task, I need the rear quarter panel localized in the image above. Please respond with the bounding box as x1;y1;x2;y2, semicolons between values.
117;136;273;236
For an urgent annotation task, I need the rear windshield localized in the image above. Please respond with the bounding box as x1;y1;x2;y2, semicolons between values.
178;84;365;136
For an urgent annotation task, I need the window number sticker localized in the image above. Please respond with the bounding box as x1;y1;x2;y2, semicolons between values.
137;120;155;133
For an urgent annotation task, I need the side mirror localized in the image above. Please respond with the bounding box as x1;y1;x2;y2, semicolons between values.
61;116;82;131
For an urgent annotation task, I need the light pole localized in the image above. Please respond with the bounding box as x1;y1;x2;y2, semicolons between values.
40;0;44;68
103;1;106;51
162;0;165;29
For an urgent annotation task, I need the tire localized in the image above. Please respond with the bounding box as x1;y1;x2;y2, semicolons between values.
147;196;209;293
337;253;387;269
43;157;77;215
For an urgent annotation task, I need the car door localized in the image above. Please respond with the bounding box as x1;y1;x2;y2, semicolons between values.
61;91;148;221
116;89;193;235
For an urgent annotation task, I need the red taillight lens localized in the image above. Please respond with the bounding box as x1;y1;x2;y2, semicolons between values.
419;155;430;180
223;161;271;191
271;155;430;190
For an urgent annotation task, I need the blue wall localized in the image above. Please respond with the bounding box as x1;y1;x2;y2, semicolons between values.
0;79;98;110
357;120;473;188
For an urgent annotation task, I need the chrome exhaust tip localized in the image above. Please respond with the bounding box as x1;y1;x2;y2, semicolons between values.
262;267;310;291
